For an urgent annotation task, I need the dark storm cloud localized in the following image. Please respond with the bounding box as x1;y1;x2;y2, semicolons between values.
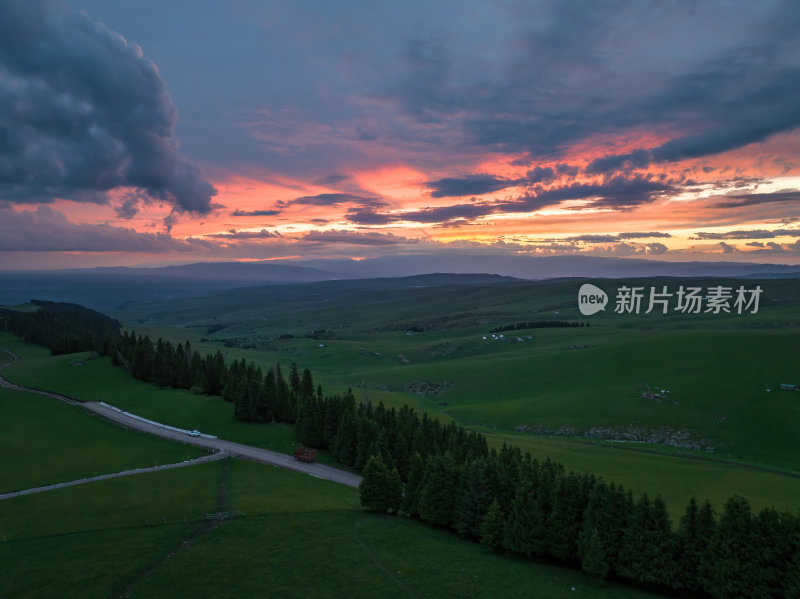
714;190;800;208
231;209;281;217
0;206;209;251
551;232;671;244
345;209;399;226
526;166;557;185
0;0;216;212
502;176;673;212
313;174;352;186
346;201;497;226
206;229;281;240
691;228;800;240
426;174;520;198
586;150;652;175
617;231;672;240
346;176;674;226
568;234;618;243
401;202;498;223
280;193;387;208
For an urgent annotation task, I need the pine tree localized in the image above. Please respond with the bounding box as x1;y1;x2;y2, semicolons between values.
455;458;493;540
400;452;425;517
418;453;460;528
274;363;294;423
245;363;262;422
480;498;506;551
132;335;154;382
385;466;403;514
174;341;191;388
223;359;243;404
331;410;357;467
788;512;800;599
578;481;630;578
261;368;276;422
580;526;610;578
503;480;541;557
359;455;401;513
748;506;795;598
355;417;379;470
153;338;171;388
546;472;591;564
677;497;716;593
706;494;754;599
190;350;206;391
300;368;315;401
289;362;301;395
617;493;676;588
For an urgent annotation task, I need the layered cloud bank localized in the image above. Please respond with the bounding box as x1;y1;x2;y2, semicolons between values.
1;0;799;268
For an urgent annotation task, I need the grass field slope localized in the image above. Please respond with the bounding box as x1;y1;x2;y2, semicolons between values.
1;445;659;597
116;276;800;471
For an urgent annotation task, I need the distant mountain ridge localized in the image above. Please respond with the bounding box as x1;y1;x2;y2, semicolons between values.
1;254;798;311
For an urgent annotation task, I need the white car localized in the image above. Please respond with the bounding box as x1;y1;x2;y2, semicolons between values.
188;430;201;437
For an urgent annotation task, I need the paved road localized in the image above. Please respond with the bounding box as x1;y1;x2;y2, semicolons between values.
0;347;362;493
84;401;362;487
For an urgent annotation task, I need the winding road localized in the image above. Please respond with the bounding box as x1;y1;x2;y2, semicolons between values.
0;347;362;498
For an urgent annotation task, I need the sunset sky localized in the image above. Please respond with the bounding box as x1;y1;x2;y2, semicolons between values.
2;0;800;270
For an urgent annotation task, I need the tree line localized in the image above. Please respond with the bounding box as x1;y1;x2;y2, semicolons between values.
360;445;799;598
0;300;120;355
113;331;489;477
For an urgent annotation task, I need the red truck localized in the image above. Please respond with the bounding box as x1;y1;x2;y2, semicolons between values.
293;447;317;463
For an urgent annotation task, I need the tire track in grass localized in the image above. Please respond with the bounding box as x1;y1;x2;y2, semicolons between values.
0;451;228;501
353;517;420;599
109;458;234;599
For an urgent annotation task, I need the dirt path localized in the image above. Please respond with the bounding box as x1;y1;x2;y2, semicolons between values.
109;459;235;598
0;346;362;492
0;451;228;501
354;518;420;598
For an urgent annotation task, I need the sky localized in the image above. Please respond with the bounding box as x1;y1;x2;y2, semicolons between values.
1;0;800;270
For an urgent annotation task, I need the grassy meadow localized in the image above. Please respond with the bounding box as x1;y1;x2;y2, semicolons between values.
0;457;661;599
0;338;204;493
2;274;799;596
2;328;799;520
115;277;800;471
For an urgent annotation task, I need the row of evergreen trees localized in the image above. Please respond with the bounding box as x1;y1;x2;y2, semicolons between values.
113;332;489;477
113;331;228;395
1;300;120;356
361;446;800;598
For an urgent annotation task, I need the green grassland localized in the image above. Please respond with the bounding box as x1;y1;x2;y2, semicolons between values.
488;433;800;520
0;332;301;455
115;276;800;471
0;458;660;599
2;273;799;597
0;346;204;493
2;330;799;520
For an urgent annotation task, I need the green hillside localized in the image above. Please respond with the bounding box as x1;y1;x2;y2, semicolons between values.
116;276;800;471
